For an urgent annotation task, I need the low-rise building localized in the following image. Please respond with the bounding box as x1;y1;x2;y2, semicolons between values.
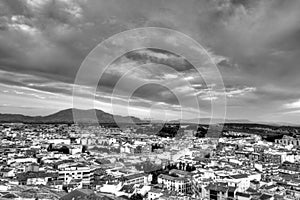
58;164;94;185
123;173;147;185
158;174;191;194
275;136;300;147
16;171;58;185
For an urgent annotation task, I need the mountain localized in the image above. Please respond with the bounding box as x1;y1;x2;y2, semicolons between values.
169;118;252;124
0;108;142;124
257;121;300;127
170;118;300;126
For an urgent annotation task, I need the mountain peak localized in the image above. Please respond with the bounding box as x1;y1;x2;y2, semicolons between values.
0;108;141;124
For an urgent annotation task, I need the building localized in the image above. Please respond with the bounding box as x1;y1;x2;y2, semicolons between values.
58;164;94;185
157;173;191;194
226;174;251;192
254;163;279;178
279;161;300;175
236;192;251;200
0;168;15;178
147;188;163;200
204;182;236;200
275;135;300;147
16;171;58;185
122;173;147;185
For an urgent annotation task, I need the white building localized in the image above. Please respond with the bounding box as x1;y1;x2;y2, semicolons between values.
58;165;94;185
157;174;191;194
148;188;163;200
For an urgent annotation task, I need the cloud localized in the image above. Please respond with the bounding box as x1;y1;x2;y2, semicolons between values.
226;87;256;98
285;99;300;109
191;85;255;101
0;0;299;123
125;48;194;72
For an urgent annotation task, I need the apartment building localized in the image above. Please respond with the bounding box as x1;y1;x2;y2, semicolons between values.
58;164;95;185
123;173;147;185
275;135;300;147
158;174;191;194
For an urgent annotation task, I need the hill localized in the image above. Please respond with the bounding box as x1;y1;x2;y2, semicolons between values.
0;108;142;124
170;118;252;124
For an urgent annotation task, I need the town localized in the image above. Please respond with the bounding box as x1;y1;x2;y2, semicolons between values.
1;0;300;199
0;123;299;200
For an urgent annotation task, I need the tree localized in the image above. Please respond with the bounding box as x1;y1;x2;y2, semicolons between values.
82;145;88;153
83;194;102;200
130;194;143;200
60;146;70;154
47;143;53;151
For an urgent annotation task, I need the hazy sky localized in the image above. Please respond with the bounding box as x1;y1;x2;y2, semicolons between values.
0;0;300;123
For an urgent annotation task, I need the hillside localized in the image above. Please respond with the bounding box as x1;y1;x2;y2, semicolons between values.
0;108;142;124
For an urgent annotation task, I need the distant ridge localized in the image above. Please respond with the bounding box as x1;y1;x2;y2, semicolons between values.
0;109;298;126
170;118;299;126
169;118;252;124
0;108;142;124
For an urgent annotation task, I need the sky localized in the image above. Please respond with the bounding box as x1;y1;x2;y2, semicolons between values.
0;0;300;124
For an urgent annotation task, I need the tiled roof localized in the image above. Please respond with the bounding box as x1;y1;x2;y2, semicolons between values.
120;184;135;193
124;173;145;180
16;171;58;180
0;168;13;173
205;183;228;192
158;174;187;181
229;174;249;179
236;192;251;198
259;193;273;200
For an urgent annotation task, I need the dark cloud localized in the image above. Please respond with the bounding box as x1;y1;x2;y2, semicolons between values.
125;48;194;72
132;83;180;105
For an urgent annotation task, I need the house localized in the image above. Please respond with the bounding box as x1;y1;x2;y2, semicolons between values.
228;174;250;192
58;164;95;185
0;193;20;199
25;163;40;172
147;188;163;200
0;168;15;178
236;192;251;200
135;185;151;196
205;182;230;200
115;184;136;198
98;182;122;195
250;180;260;190
157;174;191;194
258;193;274;200
60;189;113;200
16;171;58;185
0;181;9;191
122;173;147;185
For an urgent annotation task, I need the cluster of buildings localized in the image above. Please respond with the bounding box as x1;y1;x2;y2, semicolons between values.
0;123;299;200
